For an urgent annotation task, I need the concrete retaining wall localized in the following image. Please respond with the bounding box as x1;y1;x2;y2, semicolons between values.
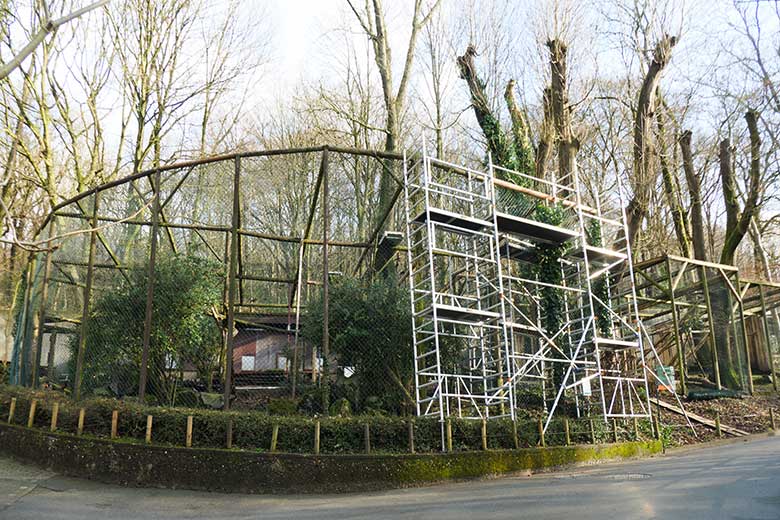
0;423;662;494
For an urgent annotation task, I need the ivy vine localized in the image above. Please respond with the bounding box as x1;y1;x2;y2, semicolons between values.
586;220;612;337
533;203;568;385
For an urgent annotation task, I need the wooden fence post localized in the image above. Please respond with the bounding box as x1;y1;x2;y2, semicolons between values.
538;419;545;448
8;398;16;424
408;420;415;454
633;418;639;440
77;408;85;435
110;410;118;439
445;419;453;452
145;416;153;444
715;413;722;438
27;400;37;428
770;408;776;431
314;420;320;455
564;419;571;446
50;403;58;432
481;419;488;450
186;416;193;448
226;418;233;449
364;423;371;454
271;424;279;453
512;419;519;449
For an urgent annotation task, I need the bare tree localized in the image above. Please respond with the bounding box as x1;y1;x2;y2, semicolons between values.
679;130;707;260
346;0;441;223
0;0;109;81
625;34;677;249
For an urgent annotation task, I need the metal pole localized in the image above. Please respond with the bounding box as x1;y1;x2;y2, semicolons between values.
17;259;35;384
734;276;754;394
700;266;721;390
139;171;161;401
321;148;330;414
30;220;56;388
666;256;686;396
290;239;304;398
74;192;100;401
758;284;778;392
223;157;241;410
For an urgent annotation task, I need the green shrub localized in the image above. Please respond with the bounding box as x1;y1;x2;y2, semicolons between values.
267;398;299;416
0;386;637;454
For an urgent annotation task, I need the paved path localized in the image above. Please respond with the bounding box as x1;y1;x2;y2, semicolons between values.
0;436;779;519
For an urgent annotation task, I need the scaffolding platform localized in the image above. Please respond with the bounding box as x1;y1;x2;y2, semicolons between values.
495;212;578;244
593;337;639;351
570;245;627;264
413;207;490;233
433;303;501;322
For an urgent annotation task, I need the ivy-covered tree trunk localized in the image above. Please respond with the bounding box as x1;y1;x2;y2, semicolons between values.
720;110;762;265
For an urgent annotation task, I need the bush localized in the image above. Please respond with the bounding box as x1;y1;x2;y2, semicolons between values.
69;255;224;404
0;386;644;454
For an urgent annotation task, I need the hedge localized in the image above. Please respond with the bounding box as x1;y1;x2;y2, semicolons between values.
0;385;648;454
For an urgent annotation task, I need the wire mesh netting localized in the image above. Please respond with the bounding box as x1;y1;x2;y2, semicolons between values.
10;147;422;415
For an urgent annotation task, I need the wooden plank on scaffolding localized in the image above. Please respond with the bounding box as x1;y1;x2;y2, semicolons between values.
650;398;749;436
495;212;578;245
570;245;628;264
413;207;490;233
434;303;500;323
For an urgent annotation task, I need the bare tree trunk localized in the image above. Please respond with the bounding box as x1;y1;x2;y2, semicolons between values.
626;35;677;249
536;88;553;180
656;105;692;256
547;39;576;187
720;110;762;265
679;130;707;261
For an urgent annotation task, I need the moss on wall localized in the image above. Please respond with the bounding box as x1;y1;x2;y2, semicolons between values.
0;423;662;494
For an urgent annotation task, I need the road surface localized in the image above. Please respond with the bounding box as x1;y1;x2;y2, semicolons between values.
0;435;778;519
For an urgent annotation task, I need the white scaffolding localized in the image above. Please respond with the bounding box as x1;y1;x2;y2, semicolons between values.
403;148;652;434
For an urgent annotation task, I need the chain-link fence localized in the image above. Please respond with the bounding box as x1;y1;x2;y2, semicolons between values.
634;255;753;396
10;147;418;416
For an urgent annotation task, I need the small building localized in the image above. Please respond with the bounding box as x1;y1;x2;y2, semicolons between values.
232;314;317;386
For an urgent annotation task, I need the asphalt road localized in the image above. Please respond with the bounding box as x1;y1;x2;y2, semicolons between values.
0;436;779;519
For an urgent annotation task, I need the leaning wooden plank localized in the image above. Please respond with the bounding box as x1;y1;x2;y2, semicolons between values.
650;398;749;436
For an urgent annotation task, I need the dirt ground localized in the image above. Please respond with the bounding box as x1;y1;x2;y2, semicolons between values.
656;381;780;446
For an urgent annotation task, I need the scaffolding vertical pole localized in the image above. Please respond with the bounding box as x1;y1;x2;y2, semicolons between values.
666;256;687;396
488;154;515;420
700;265;722;390
30;219;56;388
402;152;424;419
758;284;778;392
619;175;652;420
139;170;161;401
74;192;100;401
321;148;331;413
223;157;241;410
